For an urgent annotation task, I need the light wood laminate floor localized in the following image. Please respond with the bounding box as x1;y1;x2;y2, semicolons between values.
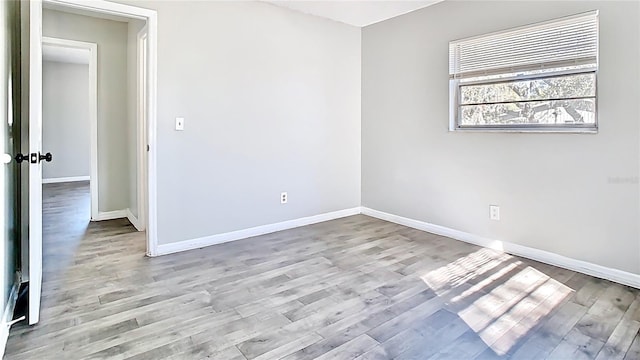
5;182;640;359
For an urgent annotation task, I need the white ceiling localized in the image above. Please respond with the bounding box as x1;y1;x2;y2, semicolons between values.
263;0;443;27
43;45;90;65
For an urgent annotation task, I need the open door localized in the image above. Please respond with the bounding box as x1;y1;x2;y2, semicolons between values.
2;0;22;336
27;0;43;325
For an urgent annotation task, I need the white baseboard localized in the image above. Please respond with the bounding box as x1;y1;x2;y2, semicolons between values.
1;284;19;358
126;208;144;231
151;204;640;288
361;207;640;289
156;207;362;256
42;176;90;184
93;209;127;221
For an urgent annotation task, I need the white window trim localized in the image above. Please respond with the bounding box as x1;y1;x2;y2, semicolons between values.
449;69;599;133
448;11;599;133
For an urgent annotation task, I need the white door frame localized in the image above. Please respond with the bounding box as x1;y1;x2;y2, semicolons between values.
40;0;159;257
41;37;99;221
135;26;147;232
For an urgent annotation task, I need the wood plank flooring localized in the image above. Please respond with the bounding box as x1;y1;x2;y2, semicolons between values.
4;182;640;359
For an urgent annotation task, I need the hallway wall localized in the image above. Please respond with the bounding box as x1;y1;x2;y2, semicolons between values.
42;61;90;181
115;0;362;246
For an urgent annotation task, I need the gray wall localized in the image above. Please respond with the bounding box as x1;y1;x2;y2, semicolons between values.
42;61;90;180
43;9;131;213
362;1;640;274
118;1;362;245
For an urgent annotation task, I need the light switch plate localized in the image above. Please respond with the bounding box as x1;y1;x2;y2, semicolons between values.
175;117;184;131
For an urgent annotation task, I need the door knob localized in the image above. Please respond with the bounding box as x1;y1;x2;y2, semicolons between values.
15;152;52;163
15;153;29;163
20;152;53;164
39;152;52;162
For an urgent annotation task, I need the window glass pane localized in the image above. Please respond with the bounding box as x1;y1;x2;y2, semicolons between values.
459;98;596;126
460;73;596;105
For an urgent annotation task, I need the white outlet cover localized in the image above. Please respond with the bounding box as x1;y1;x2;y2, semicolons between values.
281;192;288;204
490;205;500;220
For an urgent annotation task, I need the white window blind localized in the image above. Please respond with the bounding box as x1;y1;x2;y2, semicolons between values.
449;11;598;79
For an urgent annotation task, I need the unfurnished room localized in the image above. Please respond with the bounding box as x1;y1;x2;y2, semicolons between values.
1;0;639;359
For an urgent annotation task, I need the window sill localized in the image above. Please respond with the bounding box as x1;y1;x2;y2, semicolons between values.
450;127;598;134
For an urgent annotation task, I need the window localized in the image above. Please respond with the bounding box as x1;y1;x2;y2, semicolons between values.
449;11;598;132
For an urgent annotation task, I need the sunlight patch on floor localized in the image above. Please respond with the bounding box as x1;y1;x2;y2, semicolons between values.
421;248;516;293
422;249;573;356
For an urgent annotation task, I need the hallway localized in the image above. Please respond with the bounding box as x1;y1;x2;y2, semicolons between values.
40;181;142;282
6;181;144;358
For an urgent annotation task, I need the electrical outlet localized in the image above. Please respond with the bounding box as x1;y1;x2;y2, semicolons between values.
175;117;184;131
281;192;287;204
490;205;500;220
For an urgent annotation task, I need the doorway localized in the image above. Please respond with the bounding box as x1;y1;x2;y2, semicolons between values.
21;0;158;326
39;37;95;281
41;37;97;221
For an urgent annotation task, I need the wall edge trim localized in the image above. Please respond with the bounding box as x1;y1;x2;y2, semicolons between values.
126;208;144;231
361;207;640;289
42;176;89;184
155;207;362;256
93;209;127;221
1;284;19;357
